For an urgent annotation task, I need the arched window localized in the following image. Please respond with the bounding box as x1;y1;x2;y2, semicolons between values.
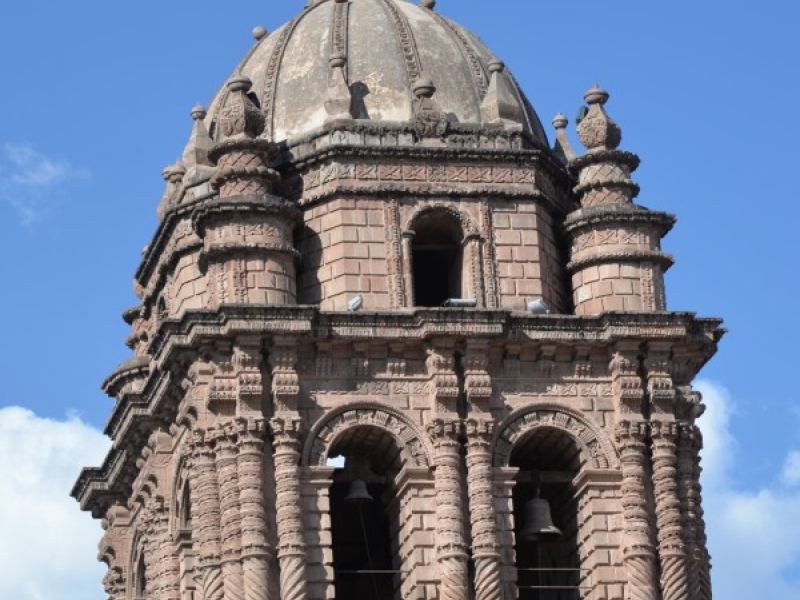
134;553;147;598
328;426;405;600
179;481;192;529
410;211;464;307
510;428;583;600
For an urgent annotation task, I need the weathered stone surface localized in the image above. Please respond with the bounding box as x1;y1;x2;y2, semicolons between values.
73;2;723;600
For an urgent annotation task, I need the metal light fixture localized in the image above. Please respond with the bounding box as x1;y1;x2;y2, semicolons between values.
441;298;478;308
347;296;364;312
527;298;551;315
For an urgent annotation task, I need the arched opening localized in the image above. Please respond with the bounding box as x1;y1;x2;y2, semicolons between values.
179;481;192;529
328;425;404;600
411;211;464;307
510;428;583;600
134;553;147;598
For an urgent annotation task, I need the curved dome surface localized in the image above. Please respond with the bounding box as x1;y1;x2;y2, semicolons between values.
207;0;548;146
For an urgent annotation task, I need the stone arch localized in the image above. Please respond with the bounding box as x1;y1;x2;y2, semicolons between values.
405;202;479;239
170;452;192;532
492;403;619;470
302;402;433;469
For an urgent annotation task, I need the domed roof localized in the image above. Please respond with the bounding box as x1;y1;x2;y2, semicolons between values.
206;0;548;146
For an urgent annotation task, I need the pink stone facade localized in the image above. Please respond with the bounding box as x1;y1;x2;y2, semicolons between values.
74;2;723;600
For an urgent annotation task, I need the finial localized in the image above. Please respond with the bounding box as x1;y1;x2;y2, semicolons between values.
167;160;186;181
252;26;268;41
488;58;505;74
577;84;621;152
217;76;265;140
421;0;437;9
413;76;436;99
330;53;347;69
191;104;207;121
584;84;610;106
325;54;353;121
551;113;576;161
227;75;253;94
481;59;523;126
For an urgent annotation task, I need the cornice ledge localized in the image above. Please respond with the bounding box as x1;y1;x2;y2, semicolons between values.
102;355;152;398
569;149;640;172
564;204;676;233
566;249;675;273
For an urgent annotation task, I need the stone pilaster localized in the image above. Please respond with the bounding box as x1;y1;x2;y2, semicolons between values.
236;418;275;600
651;421;688;600
214;426;245;600
615;421;659;600
465;418;502;600
189;430;225;600
428;418;469;600
270;416;308;600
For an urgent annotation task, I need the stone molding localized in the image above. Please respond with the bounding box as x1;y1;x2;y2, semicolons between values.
492;402;620;469
302;402;434;468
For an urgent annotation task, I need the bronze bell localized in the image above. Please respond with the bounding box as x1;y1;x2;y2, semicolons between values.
344;479;373;504
520;497;562;542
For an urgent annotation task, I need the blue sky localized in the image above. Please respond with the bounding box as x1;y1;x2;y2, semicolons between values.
0;1;798;598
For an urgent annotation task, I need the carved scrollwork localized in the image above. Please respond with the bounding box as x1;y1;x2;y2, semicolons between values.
303;403;433;468
492;404;619;469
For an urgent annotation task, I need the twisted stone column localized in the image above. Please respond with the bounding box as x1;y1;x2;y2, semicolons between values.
150;501;181;600
429;418;469;600
270;416;308;600
215;428;245;600
237;418;275;600
651;422;688;600
691;428;712;600
616;421;659;600
677;424;700;599
189;431;225;600
465;418;502;600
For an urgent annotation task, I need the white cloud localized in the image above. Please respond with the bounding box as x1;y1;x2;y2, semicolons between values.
0;406;109;600
0;144;88;225
782;451;800;487
697;380;800;599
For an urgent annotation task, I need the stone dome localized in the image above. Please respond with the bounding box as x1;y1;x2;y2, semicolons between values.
205;0;548;146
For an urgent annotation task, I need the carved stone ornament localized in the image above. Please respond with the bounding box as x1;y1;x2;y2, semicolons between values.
412;76;449;139
577;85;622;152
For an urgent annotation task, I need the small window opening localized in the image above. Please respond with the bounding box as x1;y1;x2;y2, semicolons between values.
411;212;464;307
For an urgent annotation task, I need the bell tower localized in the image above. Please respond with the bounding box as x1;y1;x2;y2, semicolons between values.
73;2;723;600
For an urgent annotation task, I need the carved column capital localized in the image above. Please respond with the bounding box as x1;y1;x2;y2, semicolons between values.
269;346;300;413
463;340;492;409
465;418;495;445
427;418;462;449
610;342;645;417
